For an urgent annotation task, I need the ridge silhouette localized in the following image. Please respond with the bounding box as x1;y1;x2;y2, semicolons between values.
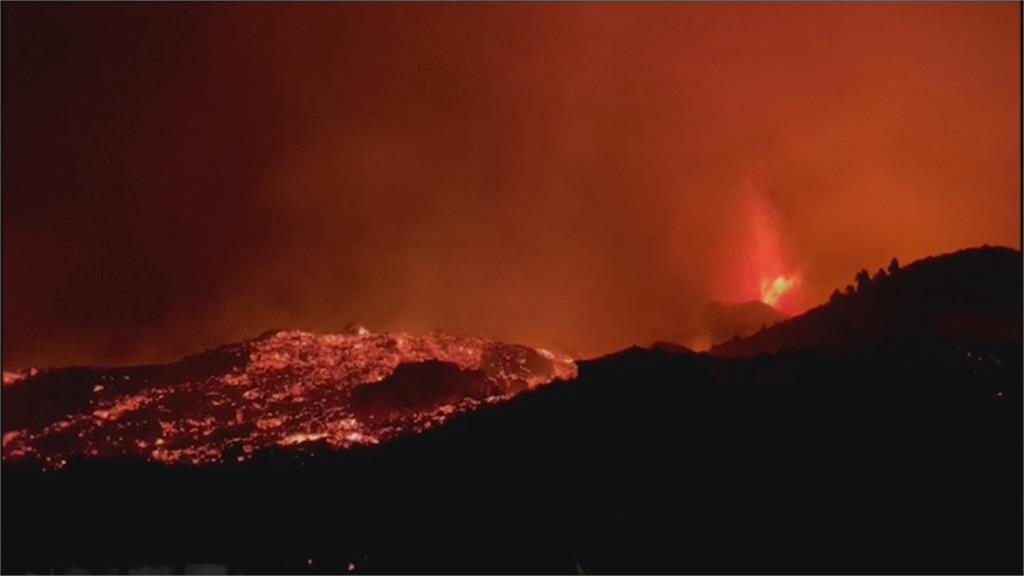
711;245;1022;357
1;245;1020;574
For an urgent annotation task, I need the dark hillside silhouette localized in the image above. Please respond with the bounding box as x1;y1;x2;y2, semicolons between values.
3;340;1020;574
350;360;497;418
702;299;787;344
712;246;1022;357
2;245;1021;574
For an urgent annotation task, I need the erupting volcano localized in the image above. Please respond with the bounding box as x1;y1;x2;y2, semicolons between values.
714;176;803;316
2;3;1020;573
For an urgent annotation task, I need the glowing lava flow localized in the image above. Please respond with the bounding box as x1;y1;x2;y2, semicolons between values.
1;329;576;468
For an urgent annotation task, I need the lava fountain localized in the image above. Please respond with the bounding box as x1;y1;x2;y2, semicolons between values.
714;176;804;315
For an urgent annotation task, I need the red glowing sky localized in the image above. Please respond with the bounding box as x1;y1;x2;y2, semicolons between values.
2;3;1020;367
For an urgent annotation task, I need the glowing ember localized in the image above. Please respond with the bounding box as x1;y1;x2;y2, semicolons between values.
760;274;799;307
3;368;37;386
1;329;576;468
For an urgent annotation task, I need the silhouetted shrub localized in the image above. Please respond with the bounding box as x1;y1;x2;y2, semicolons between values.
888;257;901;275
855;269;871;291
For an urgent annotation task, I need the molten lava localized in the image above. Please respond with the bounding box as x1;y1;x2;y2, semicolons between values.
715;176;804;315
1;329;576;468
760;274;799;308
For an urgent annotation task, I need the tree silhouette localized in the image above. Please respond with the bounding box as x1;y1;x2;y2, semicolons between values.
888;257;900;275
872;268;888;282
855;269;871;291
830;288;842;302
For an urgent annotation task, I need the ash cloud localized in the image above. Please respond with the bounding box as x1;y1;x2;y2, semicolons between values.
3;4;1019;368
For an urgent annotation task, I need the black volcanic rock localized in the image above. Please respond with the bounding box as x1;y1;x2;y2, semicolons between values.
711;245;1023;357
649;341;697;355
0;342;251;433
350;360;495;418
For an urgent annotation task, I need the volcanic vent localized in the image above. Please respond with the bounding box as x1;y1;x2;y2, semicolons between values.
1;329;576;468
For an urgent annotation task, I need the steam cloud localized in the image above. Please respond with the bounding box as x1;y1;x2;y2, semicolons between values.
3;3;1019;367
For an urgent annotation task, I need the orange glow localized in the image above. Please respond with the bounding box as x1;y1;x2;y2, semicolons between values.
1;329;575;467
1;3;1019;368
713;175;805;316
761;275;799;308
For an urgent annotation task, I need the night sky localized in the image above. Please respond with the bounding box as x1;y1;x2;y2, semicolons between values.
3;3;1020;368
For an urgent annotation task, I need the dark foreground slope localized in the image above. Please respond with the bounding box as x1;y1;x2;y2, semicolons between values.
712;246;1022;357
4;340;1020;574
702;299;787;344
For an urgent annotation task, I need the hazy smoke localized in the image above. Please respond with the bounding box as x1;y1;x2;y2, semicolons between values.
3;3;1019;367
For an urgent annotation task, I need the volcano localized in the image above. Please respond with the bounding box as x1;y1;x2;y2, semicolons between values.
1;246;1020;574
711;246;1022;357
